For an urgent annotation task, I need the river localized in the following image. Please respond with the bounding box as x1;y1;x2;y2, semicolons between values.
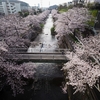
28;14;58;52
27;14;68;100
28;14;63;79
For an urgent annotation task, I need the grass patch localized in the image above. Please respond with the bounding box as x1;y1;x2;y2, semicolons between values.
59;8;68;13
87;19;95;27
87;9;98;27
90;9;98;17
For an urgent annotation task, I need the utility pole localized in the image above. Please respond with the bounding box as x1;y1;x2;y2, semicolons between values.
41;0;42;8
49;1;50;7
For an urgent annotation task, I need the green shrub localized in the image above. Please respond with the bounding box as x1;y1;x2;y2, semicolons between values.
87;19;95;27
18;11;29;17
40;24;44;28
24;12;29;17
87;3;94;9
51;27;56;35
18;11;23;16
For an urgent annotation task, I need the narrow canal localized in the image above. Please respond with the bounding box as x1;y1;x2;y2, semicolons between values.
28;14;63;79
27;14;68;100
28;14;58;52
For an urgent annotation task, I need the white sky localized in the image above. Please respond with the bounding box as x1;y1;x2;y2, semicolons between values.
21;0;72;7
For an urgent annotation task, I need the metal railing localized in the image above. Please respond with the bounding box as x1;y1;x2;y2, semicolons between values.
5;53;68;63
8;47;69;54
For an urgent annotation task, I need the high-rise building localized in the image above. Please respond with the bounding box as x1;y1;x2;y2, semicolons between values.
0;4;5;14
0;0;21;15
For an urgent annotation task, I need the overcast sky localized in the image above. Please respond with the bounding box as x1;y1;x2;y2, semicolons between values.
21;0;72;7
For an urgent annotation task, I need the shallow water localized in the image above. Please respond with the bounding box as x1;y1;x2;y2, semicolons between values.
28;14;58;52
28;14;63;79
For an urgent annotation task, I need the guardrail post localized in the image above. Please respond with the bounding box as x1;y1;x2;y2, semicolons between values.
53;55;54;60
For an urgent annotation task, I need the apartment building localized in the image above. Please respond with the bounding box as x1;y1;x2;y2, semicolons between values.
0;1;21;15
85;0;100;3
0;4;4;14
72;0;100;4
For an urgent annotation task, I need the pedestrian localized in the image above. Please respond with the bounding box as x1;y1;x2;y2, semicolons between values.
41;43;43;48
62;50;64;55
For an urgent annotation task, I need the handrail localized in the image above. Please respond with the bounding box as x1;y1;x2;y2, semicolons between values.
5;53;68;63
6;54;66;57
8;47;68;50
8;48;69;53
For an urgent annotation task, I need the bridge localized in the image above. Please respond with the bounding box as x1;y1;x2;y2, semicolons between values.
5;48;69;63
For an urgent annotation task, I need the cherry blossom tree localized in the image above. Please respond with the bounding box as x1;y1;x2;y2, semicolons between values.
0;39;37;96
51;9;59;21
0;60;36;96
51;7;100;99
54;7;91;38
51;7;94;49
0;10;50;50
62;33;100;94
0;10;50;96
38;10;50;23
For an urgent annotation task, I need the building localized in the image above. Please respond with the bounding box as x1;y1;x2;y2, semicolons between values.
67;2;73;6
0;4;5;14
0;1;21;15
84;0;100;6
21;6;29;11
72;0;100;5
72;0;85;5
85;0;100;4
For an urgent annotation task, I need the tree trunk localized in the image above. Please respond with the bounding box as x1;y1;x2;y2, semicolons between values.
67;85;73;100
86;84;98;100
